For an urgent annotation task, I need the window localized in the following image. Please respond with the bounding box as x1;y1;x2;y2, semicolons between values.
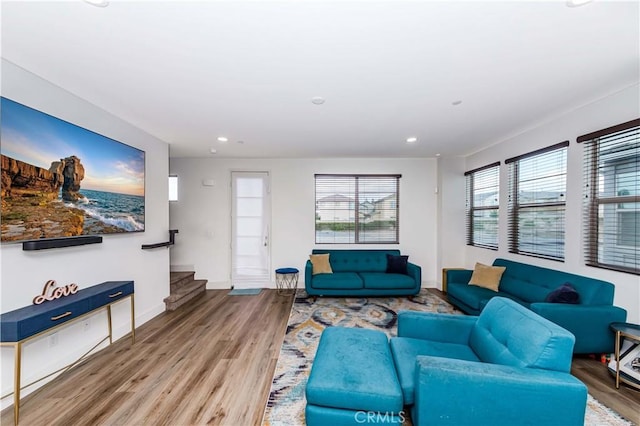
506;141;569;261
579;118;639;275
169;175;178;201
465;162;500;249
315;174;400;244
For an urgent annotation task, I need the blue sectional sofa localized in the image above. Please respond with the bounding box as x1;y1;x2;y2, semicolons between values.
304;249;421;297
306;297;588;426
445;258;627;354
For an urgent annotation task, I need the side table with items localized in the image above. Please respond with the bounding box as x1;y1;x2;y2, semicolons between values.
609;322;640;391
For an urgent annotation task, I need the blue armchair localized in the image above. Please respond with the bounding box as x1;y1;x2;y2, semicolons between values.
390;297;588;426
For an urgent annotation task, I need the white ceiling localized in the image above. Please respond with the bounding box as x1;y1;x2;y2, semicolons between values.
1;0;639;159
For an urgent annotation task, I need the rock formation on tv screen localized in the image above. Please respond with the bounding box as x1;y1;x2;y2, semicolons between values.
57;155;85;202
1;154;65;198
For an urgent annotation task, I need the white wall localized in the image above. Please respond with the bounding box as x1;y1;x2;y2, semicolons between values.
169;157;438;288
446;84;640;323
436;156;466;288
0;60;170;408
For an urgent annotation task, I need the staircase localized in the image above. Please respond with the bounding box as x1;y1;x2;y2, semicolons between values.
164;271;207;311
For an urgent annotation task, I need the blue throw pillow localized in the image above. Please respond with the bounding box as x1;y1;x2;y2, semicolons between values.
386;254;409;275
545;283;580;304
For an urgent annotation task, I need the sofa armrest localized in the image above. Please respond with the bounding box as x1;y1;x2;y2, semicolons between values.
530;303;627;354
446;268;473;285
406;262;421;288
305;260;313;289
413;356;587;426
397;310;477;344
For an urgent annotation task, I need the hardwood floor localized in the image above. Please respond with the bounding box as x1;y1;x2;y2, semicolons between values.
2;288;639;425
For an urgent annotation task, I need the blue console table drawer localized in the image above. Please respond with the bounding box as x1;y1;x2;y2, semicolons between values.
88;281;134;310
16;299;90;342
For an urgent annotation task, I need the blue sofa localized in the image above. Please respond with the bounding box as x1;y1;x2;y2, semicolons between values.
304;249;421;297
445;258;627;354
306;297;587;426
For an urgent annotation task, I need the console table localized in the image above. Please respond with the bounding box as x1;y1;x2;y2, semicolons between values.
0;281;135;425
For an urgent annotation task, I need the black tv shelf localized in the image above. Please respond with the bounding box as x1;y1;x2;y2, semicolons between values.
22;236;103;251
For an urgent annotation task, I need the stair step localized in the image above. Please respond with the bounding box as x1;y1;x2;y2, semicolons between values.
170;271;196;292
164;279;207;311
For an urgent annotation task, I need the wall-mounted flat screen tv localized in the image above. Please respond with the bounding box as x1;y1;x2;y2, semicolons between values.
1;97;145;243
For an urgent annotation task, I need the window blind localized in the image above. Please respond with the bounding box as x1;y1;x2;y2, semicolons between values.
465;162;500;249
315;174;400;244
579;119;639;275
506;141;568;261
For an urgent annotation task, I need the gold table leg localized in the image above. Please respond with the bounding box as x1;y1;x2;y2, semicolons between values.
14;342;21;425
615;330;621;389
130;294;136;344
107;305;113;345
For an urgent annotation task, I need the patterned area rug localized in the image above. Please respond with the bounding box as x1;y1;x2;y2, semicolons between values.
262;290;632;426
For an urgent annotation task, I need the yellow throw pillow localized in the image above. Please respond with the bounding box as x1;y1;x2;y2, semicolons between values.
309;254;333;275
468;262;506;292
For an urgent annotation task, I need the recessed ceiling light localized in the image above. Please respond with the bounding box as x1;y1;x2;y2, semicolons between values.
406;137;418;143
311;97;325;105
217;136;228;143
436;153;441;157
236;140;245;144
209;148;217;154
83;0;110;7
566;0;593;7
452;100;463;106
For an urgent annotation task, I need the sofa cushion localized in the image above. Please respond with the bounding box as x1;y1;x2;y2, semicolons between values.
498;277;552;303
311;272;363;290
312;249;400;273
468;262;505;292
448;282;494;311
390;337;479;405
360;272;416;290
469;297;575;373
545;283;580;304
386;254;409;275
309;254;333;275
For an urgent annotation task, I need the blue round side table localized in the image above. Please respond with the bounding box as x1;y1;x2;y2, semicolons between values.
275;267;299;295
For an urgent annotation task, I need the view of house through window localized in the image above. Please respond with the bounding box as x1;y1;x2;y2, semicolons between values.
507;142;568;261
465;162;500;249
580;119;639;274
315;174;400;244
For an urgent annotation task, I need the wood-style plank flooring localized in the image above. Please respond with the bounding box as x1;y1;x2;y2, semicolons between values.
2;288;639;425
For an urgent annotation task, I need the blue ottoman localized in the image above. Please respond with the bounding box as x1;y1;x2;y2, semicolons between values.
305;327;404;425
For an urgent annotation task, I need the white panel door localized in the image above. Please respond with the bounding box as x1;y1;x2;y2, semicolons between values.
231;171;271;289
